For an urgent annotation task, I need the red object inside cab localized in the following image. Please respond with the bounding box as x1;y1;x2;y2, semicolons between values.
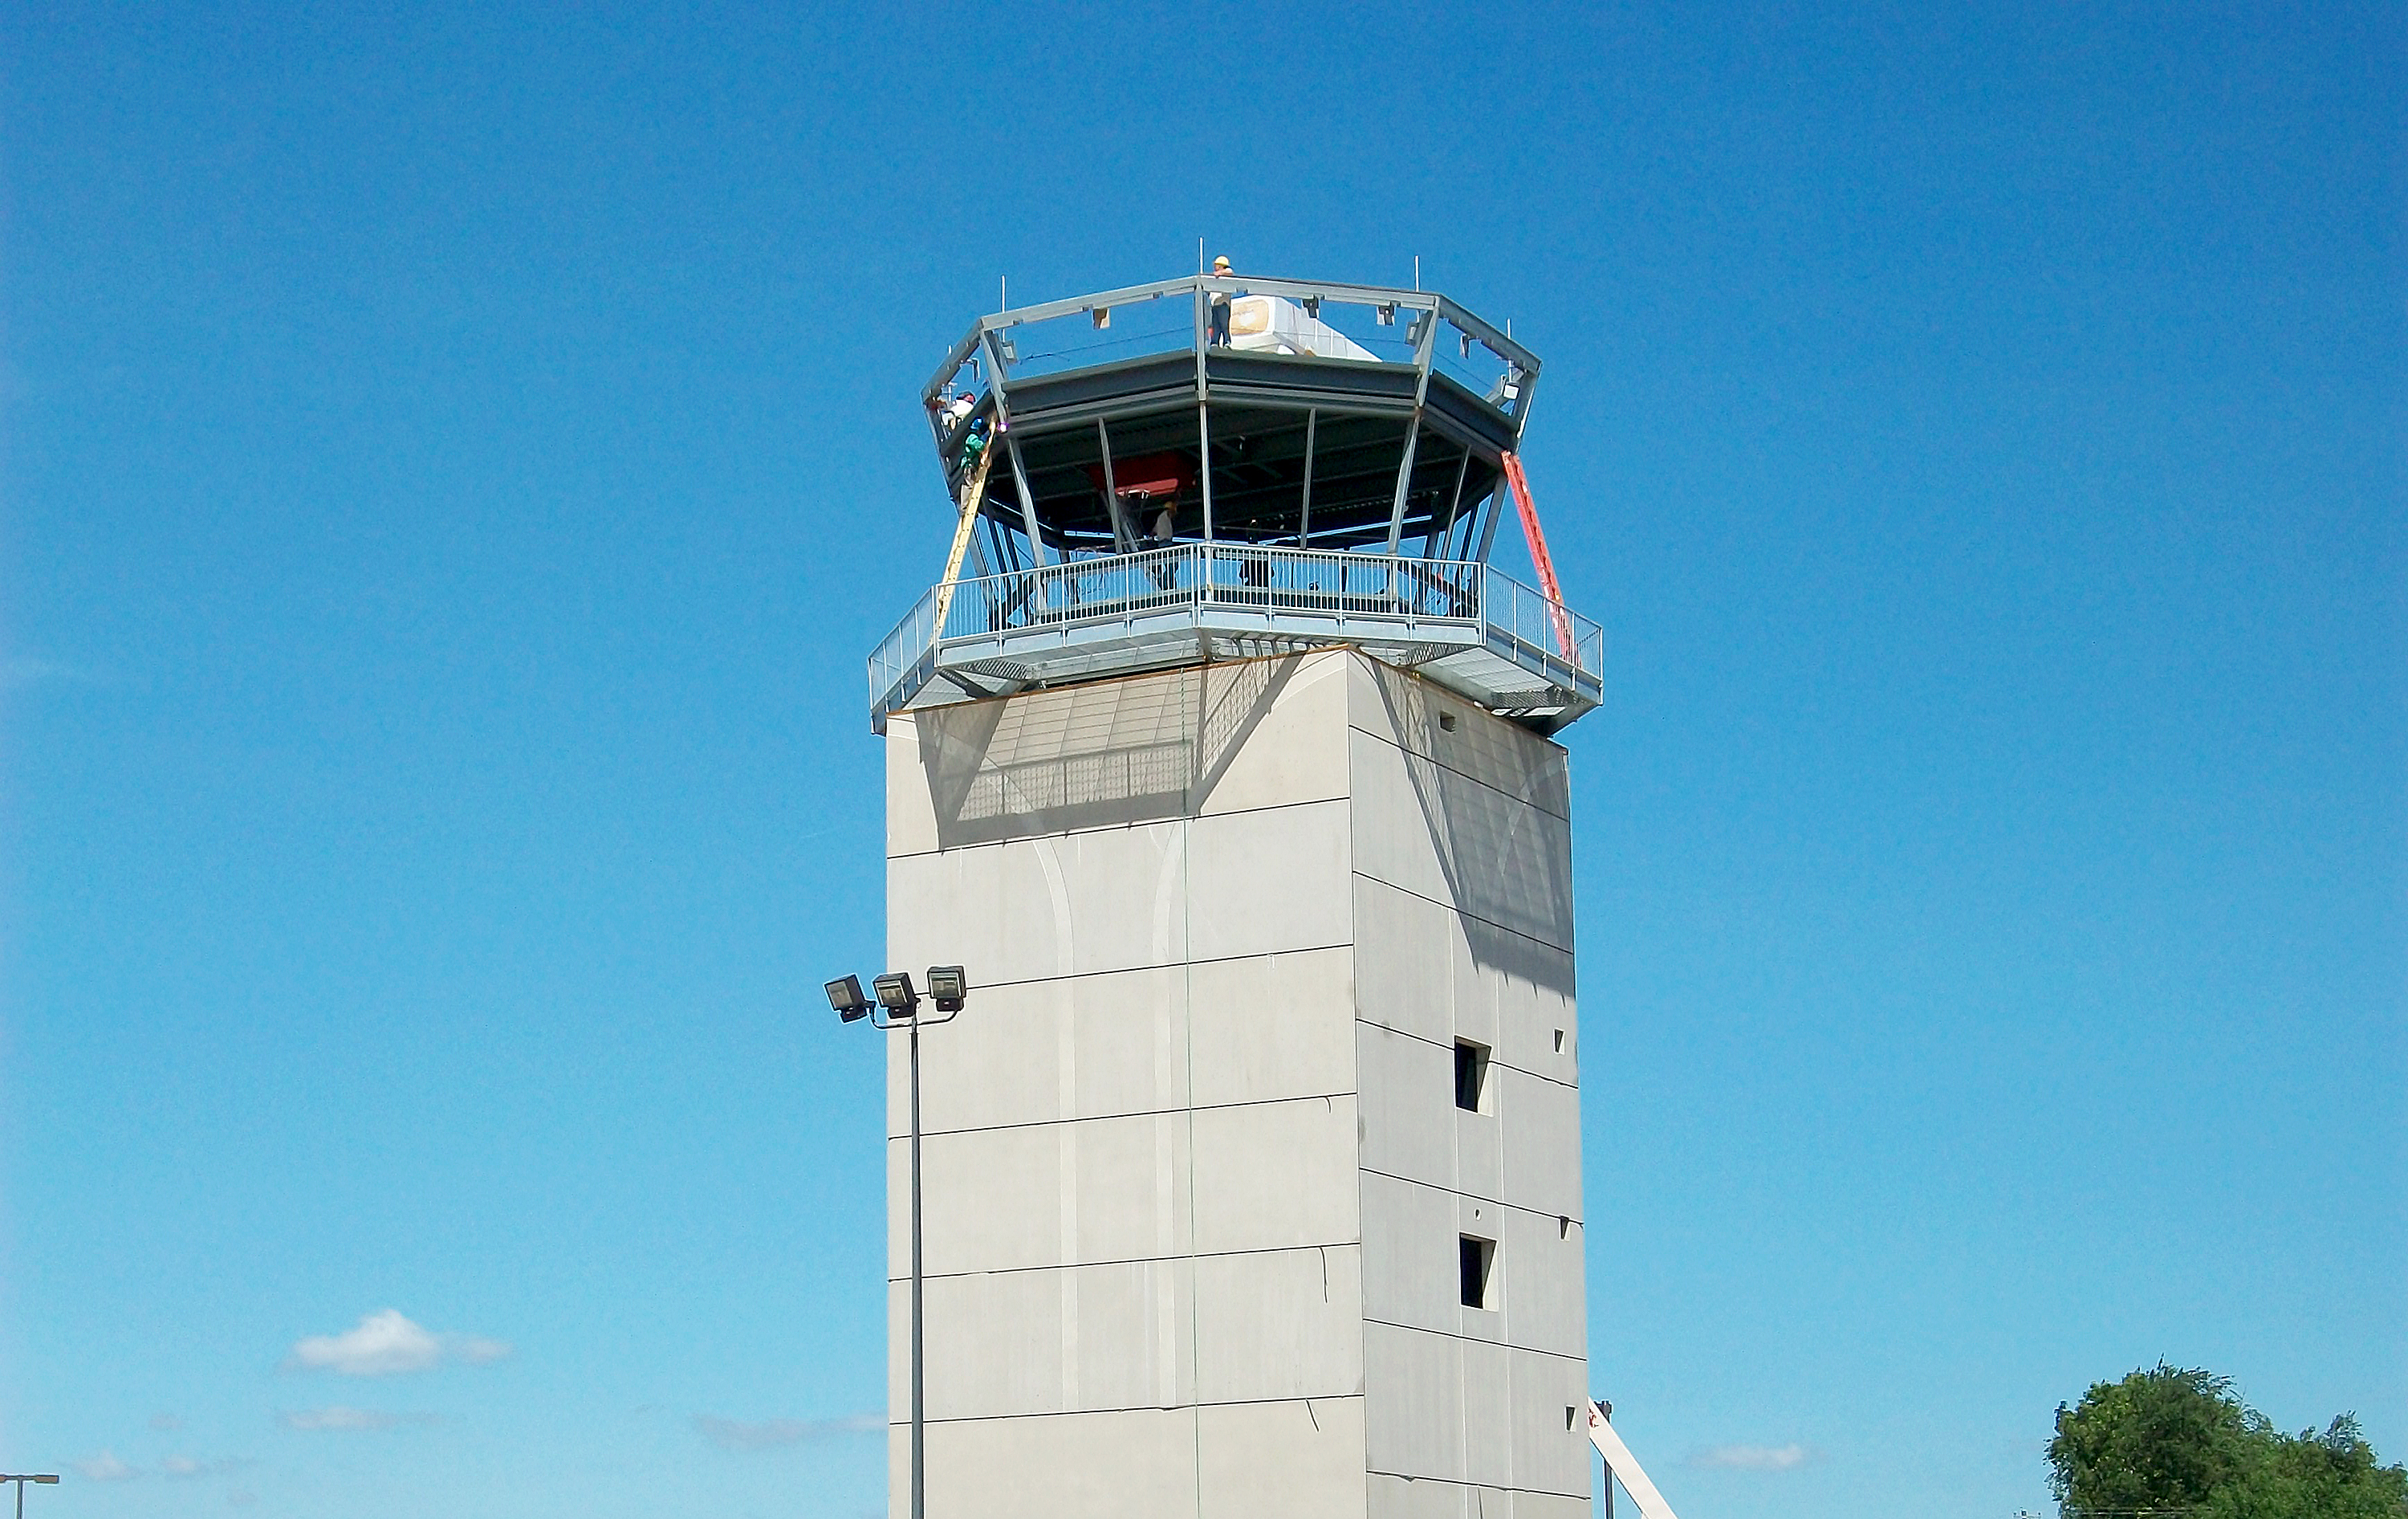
1084;450;1196;504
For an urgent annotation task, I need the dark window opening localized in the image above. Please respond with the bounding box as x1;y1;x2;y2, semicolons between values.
1459;1234;1495;1309
1454;1040;1489;1112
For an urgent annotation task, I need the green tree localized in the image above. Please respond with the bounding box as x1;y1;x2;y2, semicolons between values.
2051;1365;2261;1515
2207;1416;2408;1519
2049;1365;2408;1519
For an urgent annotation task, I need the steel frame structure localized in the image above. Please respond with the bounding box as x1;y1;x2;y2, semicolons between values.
918;274;1544;564
881;273;1599;735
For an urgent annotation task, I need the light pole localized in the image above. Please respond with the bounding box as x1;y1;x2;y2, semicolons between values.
0;1476;58;1519
828;964;966;1519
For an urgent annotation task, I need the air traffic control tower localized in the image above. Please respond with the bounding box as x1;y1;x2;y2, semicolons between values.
869;272;1604;1519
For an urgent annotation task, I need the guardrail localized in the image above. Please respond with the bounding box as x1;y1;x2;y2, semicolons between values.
869;544;1601;723
921;274;1542;466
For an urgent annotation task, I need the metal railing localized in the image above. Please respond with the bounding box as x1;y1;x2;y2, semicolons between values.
923;273;1542;437
1480;562;1607;675
870;544;1602;721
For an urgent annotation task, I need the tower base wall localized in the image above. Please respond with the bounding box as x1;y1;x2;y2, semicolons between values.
884;648;1588;1518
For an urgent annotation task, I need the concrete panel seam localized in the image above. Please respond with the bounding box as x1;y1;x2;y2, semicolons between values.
1343;719;1572;825
1350;1017;1580;1094
1363;1472;1591;1499
870;940;1357;1002
891;1240;1369;1285
885;791;1366;862
1348;870;1575;956
1359;1317;1589;1365
900;1391;1369;1427
1355;1167;1584;1228
891;1089;1361;1142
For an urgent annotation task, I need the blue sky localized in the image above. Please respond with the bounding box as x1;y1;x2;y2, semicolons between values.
1;2;2398;1517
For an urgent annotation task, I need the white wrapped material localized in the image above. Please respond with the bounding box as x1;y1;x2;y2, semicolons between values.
1226;295;1379;361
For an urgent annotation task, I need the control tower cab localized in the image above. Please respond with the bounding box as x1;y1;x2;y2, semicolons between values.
869;272;1602;735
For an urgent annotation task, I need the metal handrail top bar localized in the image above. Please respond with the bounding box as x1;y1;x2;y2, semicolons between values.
921;274;1539;405
892;545;1597;661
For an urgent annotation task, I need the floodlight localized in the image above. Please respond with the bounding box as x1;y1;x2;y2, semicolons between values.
926;965;967;1011
1377;302;1397;325
826;975;872;1022
1301;295;1320;318
1459;332;1473;358
874;971;921;1016
1091;307;1111;329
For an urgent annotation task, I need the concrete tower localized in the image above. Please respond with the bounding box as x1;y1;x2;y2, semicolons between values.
869;273;1603;1519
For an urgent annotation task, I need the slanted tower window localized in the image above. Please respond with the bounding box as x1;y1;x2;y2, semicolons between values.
1454;1040;1491;1113
1459;1235;1496;1309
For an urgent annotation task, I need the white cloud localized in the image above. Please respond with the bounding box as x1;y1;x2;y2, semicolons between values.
157;1455;247;1480
1686;1443;1816;1472
454;1334;512;1366
279;1406;437;1432
75;1452;138;1481
284;1309;510;1376
694;1413;882;1452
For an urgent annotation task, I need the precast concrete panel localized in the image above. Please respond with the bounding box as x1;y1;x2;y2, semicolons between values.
894;1259;1202;1422
1182;798;1355;962
1352;875;1454;1046
1462;1334;1515;1488
893;1110;1196;1277
1344;726;1457;907
1194;651;1355;817
1492;951;1579;1086
1191;1244;1365;1403
885;714;942;857
1457;1105;1504;1202
912;1406;1201;1519
1184;947;1357;1109
1197;1396;1370;1519
1356;1021;1454;1191
1362;1320;1467;1483
1188;1094;1362;1255
1506;1346;1594;1497
1495;1065;1584;1223
885;967;1190;1136
1344;657;1572;824
1359;1171;1465;1335
1500;1206;1587;1358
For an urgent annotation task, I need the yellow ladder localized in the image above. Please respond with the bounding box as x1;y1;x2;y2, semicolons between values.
930;436;1001;637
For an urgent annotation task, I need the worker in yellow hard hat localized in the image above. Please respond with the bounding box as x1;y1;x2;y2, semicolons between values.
1209;255;1235;346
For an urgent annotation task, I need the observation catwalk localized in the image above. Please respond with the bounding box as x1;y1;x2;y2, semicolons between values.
872;272;1601;1519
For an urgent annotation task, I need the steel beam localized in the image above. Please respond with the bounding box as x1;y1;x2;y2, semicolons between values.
1198;401;1214;542
982;332;1047;565
1298;408;1317;546
1427;448;1471;559
1384;306;1441;554
1096;418;1130;552
1474;483;1506;564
